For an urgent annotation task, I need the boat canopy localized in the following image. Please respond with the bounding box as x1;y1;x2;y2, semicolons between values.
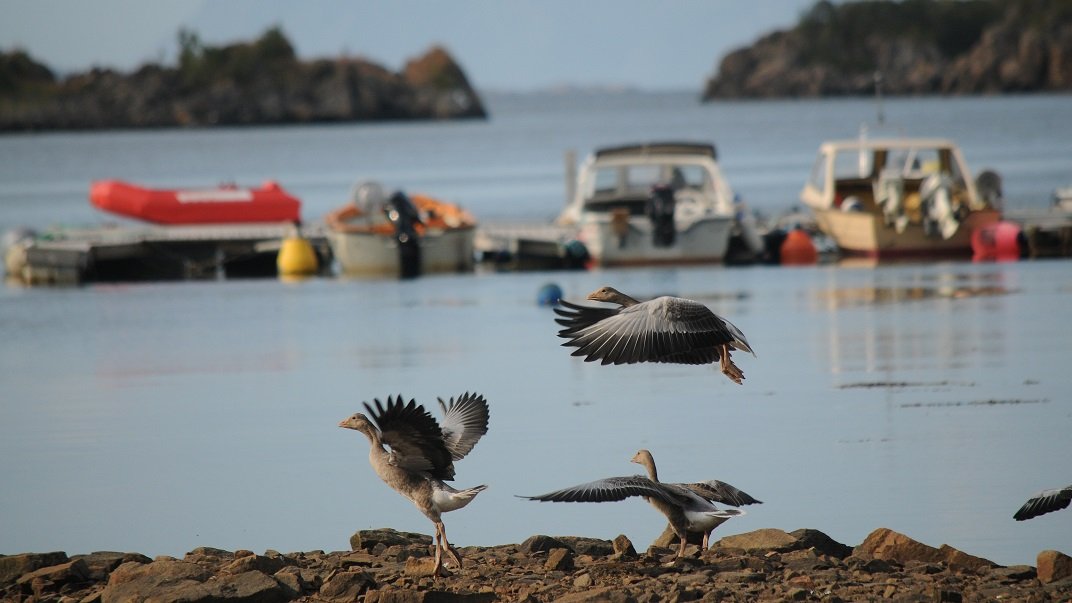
594;142;717;160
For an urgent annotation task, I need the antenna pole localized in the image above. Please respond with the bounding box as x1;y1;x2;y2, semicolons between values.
873;71;885;125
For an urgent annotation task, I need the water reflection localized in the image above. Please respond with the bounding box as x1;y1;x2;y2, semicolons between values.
814;267;1016;375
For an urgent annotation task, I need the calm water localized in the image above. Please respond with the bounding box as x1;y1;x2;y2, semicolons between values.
1;92;1071;566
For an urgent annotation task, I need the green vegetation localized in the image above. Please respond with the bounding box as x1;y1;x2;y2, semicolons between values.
0;50;55;97
797;0;1003;72
177;26;296;89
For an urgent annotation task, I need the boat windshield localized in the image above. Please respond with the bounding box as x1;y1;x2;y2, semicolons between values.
831;146;965;184
589;163;708;199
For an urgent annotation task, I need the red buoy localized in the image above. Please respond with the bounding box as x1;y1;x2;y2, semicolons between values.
972;221;1021;262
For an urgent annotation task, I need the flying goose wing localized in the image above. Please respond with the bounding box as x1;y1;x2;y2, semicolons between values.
1014;485;1072;520
555;296;746;365
437;392;490;461
364;395;456;480
520;475;685;507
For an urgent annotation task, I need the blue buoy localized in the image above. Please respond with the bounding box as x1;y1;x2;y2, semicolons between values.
537;283;563;306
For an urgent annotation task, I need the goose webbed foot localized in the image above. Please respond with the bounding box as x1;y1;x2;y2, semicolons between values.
445;543;463;568
720;345;745;384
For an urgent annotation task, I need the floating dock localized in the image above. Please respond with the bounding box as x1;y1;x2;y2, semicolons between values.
474;221;589;271
4;208;1070;286
4;223;331;285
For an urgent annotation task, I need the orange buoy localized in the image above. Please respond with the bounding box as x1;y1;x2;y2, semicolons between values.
780;229;818;265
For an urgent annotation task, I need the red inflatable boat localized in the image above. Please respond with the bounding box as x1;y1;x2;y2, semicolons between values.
90;180;301;224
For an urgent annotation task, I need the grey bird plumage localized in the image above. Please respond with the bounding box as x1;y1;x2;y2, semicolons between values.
555;286;754;384
339;392;490;578
1014;485;1072;521
520;449;760;557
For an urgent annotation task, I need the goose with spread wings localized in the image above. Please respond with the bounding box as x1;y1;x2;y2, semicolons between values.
520;449;760;557
339;392;489;577
1014;484;1072;521
555;286;755;384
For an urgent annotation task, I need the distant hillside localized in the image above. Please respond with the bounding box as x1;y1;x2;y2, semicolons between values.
0;28;487;132
703;0;1072;99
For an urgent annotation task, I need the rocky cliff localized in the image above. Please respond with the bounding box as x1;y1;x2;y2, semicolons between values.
0;29;486;132
703;0;1072;99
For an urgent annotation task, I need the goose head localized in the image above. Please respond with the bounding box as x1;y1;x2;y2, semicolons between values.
630;449;658;481
587;286;638;306
339;412;376;434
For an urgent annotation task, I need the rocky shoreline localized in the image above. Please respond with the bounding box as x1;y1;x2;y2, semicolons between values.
703;0;1072;99
3;526;1070;602
0;33;486;132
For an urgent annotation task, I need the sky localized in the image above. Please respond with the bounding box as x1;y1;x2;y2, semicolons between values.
0;0;819;91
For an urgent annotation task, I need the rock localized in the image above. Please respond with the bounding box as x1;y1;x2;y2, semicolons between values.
613;535;638;559
106;558;210;586
788;529;853;559
714;528;798;552
272;567;303;597
185;546;233;559
0;551;68;585
6;527;1072;602
1037;549;1072;584
544;548;574;572
15;558;89;588
992;565;1036;582
0;39;487;132
71;552;152;581
207;570;288;603
519;535;569;554
554;586;636;603
371;590;497;603
854;528;948;565
319;570;376;602
558;536;615;557
351;528;433;552
936;544;998;572
854;528;996;571
701;0;1072;99
404;557;439;578
221;554;287;575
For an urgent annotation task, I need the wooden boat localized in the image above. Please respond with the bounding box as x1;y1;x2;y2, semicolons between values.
90;180;301;225
555;142;743;267
799;138;1001;258
325;189;476;278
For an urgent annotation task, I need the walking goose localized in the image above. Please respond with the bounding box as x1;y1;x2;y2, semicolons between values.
555;286;755;384
339;392;489;577
520;449;760;557
1014;484;1072;521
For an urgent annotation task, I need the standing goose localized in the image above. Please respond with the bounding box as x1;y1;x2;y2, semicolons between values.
339;392;489;577
1014;484;1072;520
555;286;755;384
520;449;760;557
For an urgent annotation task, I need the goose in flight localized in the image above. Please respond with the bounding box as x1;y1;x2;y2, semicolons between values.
1014;485;1072;521
555;286;755;384
520;449;760;557
339;392;489;577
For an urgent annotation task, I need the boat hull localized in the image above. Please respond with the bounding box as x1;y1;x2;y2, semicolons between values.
812;208;1001;258
328;226;476;277
90;180;301;225
577;215;733;266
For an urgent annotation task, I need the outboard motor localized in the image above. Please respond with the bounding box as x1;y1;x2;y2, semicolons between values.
975;169;1004;211
647;184;676;248
384;191;423;279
